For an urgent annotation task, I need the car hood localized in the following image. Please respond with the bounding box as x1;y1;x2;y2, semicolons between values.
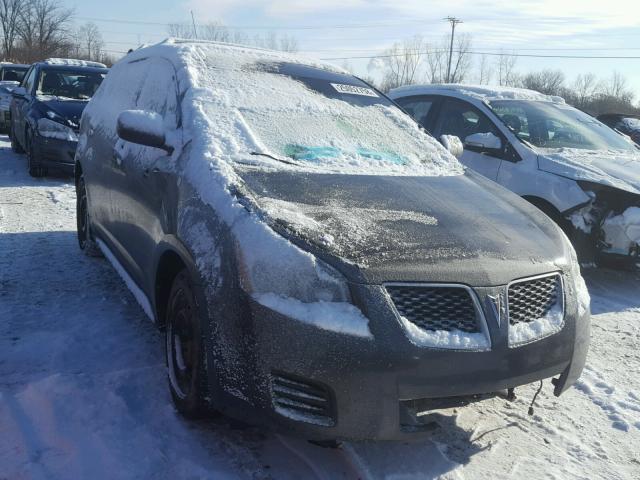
537;148;640;195
37;96;88;127
236;167;572;286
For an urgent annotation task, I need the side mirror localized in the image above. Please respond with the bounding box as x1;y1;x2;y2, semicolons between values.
440;134;464;159
464;132;502;152
11;86;26;98
116;110;173;153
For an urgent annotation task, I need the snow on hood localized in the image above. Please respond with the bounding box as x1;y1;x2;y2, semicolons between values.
390;84;564;104
537;148;640;195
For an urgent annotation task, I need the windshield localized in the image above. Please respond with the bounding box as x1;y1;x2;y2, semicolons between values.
489;100;636;152
37;69;106;100
222;62;460;176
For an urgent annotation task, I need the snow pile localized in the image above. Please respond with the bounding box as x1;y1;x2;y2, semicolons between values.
397;317;490;351
389;84;564;103
601;206;640;255
538;148;640;195
509;302;565;346
254;293;372;338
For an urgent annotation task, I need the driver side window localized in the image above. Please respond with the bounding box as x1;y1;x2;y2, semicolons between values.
437;99;500;143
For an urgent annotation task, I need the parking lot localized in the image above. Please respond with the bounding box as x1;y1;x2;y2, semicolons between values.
1;135;639;479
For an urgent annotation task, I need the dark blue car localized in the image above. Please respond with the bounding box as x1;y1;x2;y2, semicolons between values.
10;59;108;177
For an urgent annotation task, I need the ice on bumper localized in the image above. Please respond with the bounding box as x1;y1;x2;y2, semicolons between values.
601;206;640;256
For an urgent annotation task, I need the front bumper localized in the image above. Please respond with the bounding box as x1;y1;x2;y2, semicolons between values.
236;278;590;441
31;134;78;173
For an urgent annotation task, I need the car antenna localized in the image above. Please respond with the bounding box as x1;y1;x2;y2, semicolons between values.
528;380;544;416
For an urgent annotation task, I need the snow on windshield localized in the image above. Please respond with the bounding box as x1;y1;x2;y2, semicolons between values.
197;57;462;176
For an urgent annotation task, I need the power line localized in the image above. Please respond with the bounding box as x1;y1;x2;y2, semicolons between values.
76;16;442;30
320;50;640;61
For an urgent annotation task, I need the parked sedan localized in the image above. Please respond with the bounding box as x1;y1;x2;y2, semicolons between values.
597;113;640;146
390;85;640;269
75;40;589;441
10;58;108;177
0;80;20;132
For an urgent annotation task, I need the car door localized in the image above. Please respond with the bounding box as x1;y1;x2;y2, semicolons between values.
112;57;181;287
433;98;505;181
12;66;37;145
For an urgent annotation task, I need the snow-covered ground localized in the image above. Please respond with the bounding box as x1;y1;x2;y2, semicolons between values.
1;135;639;479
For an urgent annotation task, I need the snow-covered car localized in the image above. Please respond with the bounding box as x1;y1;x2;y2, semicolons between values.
75;40;590;442
597;113;640;146
390;85;640;269
0;80;20;132
9;58;108;177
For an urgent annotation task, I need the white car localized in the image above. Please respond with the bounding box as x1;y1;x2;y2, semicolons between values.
389;84;640;268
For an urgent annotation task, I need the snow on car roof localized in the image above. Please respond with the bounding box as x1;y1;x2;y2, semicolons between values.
44;58;108;68
389;83;565;104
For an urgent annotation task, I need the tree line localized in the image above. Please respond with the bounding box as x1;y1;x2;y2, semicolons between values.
369;35;640;116
0;0;113;65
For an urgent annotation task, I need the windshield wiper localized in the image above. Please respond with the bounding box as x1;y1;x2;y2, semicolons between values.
250;151;301;166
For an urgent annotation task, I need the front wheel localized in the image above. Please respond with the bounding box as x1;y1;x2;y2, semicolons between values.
10;123;24;153
166;269;211;418
26;130;46;178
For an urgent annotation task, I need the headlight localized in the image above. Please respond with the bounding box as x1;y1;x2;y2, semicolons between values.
37;118;78;142
237;236;350;303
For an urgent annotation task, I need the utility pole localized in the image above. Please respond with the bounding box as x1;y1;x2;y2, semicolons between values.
444;16;462;83
191;10;198;39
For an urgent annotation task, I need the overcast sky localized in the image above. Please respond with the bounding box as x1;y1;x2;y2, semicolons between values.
72;0;640;99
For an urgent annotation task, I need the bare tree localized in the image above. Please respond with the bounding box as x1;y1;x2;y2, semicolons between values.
476;54;491;85
520;69;565;96
167;22;297;52
378;36;426;91
446;33;472;83
424;46;446;83
0;0;21;60
601;71;633;103
572;73;598;109
76;22;103;61
17;0;73;62
496;52;518;86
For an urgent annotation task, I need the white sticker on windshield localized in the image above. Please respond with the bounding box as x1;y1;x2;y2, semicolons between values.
331;83;378;97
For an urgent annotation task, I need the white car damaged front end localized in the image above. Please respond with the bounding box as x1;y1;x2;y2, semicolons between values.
537;150;640;266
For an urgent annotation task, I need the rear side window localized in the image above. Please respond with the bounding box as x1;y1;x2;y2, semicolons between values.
436;99;500;142
395;96;434;128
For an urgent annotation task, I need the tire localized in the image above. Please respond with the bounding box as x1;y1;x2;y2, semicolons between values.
166;269;211;418
26;130;46;178
76;174;102;257
10;123;24;153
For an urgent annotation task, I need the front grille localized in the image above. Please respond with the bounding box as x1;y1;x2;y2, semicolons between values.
386;285;480;333
271;372;335;427
508;274;561;325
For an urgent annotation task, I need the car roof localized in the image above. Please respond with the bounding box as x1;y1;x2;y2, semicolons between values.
388;83;565;104
123;38;347;78
0;64;28;69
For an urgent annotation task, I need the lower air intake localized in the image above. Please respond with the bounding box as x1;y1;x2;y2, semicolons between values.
271;372;335;427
